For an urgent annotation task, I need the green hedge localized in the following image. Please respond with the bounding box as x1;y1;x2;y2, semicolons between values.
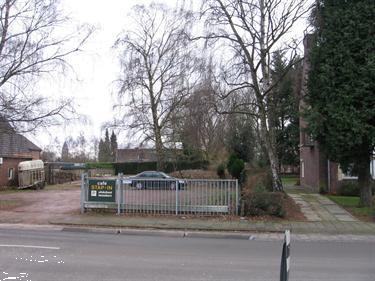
85;162;115;170
114;162;156;174
338;180;375;197
113;160;209;175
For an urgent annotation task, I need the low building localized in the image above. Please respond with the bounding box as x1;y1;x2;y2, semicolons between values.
0;128;41;187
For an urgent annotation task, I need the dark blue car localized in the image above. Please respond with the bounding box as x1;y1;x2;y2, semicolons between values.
125;171;185;190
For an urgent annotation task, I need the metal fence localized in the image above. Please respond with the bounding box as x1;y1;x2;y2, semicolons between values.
81;174;239;216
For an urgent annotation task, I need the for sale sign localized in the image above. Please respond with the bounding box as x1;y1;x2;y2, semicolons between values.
88;179;116;202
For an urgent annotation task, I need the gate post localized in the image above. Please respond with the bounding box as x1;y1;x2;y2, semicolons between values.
235;180;239;215
117;173;123;215
175;180;179;215
80;173;87;214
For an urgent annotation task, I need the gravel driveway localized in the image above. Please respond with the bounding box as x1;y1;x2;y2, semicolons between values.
0;184;80;224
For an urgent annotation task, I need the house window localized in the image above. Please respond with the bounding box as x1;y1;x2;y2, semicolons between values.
8;168;14;180
303;133;314;147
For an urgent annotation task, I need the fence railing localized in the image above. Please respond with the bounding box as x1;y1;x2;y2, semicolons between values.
81;173;239;216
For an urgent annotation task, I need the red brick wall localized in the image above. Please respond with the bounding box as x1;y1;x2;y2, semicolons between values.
30;150;41;160
300;146;321;191
0;157;31;187
328;162;339;193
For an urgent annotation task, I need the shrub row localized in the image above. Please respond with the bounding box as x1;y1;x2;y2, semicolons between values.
113;160;209;175
85;162;114;170
242;192;286;217
338;180;375;197
84;160;209;175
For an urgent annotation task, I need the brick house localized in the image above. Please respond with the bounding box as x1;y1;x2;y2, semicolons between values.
0;126;41;187
299;34;375;193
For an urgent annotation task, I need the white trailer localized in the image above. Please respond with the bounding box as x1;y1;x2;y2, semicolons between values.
18;160;45;189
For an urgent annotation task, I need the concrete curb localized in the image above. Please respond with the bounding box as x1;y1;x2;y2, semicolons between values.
1;223;375;242
0;223;63;232
48;221;287;234
60;226;263;240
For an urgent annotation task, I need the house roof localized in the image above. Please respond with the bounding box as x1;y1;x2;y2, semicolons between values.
0;132;41;157
116;148;158;162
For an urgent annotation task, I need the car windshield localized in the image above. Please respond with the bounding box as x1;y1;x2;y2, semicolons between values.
136;171;167;178
159;172;170;178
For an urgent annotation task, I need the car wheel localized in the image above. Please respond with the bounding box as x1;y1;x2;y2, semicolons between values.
136;182;143;190
170;183;176;190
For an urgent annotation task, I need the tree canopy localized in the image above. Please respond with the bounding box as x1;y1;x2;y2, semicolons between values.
306;0;374;206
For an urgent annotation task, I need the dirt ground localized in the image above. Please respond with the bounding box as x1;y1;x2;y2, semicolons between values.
0;180;306;224
0;182;81;224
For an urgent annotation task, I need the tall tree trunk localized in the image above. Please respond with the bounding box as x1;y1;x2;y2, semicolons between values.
148;74;165;171
357;151;372;207
258;0;282;192
154;126;165;171
259;109;283;191
151;107;164;171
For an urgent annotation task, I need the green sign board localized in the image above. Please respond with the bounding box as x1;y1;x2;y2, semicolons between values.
88;179;116;202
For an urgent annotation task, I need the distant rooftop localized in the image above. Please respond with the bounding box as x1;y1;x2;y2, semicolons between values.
0;119;41;157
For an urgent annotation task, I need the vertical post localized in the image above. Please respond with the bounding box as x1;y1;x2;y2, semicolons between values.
235;180;239;216
80;173;86;214
175;180;179;215
120;173;124;213
117;173;124;215
327;160;331;193
117;173;120;215
280;230;291;281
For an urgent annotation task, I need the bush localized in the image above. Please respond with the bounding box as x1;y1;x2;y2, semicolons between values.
319;184;328;194
243;192;286;217
339;182;359;196
227;155;244;179
242;167;273;196
252;183;267;193
216;164;226;179
239;169;247;187
227;154;237;170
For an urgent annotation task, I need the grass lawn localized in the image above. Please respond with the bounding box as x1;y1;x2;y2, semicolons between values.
281;175;299;186
327;195;375;221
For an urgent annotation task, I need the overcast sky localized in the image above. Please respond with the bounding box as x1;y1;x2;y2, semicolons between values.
27;0;160;150
26;0;310;153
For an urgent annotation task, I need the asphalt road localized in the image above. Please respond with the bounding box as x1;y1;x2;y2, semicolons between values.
0;229;374;281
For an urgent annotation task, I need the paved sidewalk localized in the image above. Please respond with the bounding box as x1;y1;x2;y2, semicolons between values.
1;223;375;242
287;193;358;222
1;184;374;236
48;213;375;235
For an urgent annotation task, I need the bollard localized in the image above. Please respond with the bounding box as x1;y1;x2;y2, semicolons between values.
280;229;291;281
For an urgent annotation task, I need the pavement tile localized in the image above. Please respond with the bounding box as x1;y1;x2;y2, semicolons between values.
334;215;358;222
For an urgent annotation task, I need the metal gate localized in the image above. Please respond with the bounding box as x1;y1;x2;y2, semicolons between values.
81;174;239;215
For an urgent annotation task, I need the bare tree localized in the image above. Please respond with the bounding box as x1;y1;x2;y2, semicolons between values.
200;0;311;191
179;77;226;161
0;0;93;133
114;3;194;170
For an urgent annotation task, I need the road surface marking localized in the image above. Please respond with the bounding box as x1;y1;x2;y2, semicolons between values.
0;244;60;250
